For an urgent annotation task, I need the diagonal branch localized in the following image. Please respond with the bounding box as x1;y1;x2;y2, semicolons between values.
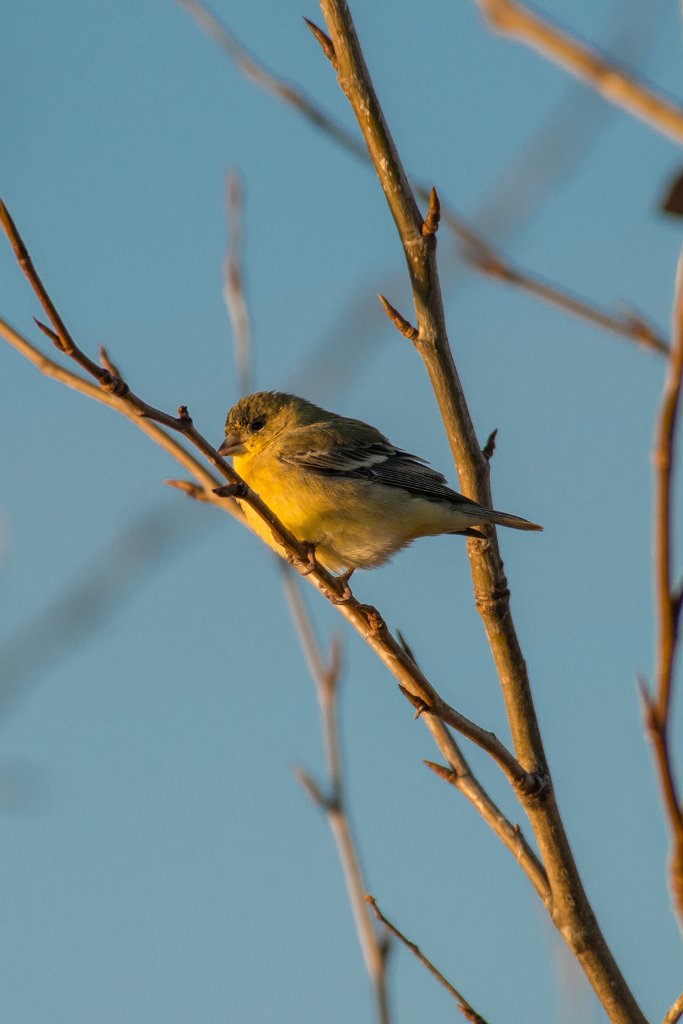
664;992;683;1024
0;318;230;512
365;896;487;1024
473;0;683;145
315;4;645;1021
0;201;539;795
173;0;667;358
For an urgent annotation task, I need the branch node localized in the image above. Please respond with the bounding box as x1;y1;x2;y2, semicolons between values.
165;479;210;502
421;187;441;236
360;604;387;637
423;759;458;784
303;17;338;69
177;404;193;425
513;771;550;801
99;369;129;398
377;293;418;342
213;482;247;500
293;765;327;809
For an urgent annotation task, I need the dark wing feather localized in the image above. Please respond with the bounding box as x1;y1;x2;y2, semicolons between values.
279;418;476;506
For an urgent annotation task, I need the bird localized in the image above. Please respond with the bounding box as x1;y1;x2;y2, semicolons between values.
218;391;541;574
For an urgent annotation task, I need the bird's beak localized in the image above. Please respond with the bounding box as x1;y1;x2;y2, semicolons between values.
218;433;247;456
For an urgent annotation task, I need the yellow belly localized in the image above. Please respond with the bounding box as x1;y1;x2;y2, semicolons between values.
232;448;467;572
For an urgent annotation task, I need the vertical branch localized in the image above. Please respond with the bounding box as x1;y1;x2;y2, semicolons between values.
314;4;646;1021
644;250;683;927
283;572;391;1024
224;171;252;397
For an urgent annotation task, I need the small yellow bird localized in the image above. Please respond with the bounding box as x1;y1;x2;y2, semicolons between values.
219;391;541;573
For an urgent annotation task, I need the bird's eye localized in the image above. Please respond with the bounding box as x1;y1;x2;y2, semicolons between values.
250;418;265;432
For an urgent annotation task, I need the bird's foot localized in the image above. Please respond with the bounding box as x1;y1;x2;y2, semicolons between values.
297;542;318;576
330;568;355;605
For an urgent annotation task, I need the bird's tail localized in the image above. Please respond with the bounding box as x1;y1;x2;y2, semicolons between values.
483;508;543;531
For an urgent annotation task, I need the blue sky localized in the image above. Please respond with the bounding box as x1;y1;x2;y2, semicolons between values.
2;1;682;1021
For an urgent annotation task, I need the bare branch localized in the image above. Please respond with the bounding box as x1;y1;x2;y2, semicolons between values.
474;0;683;144
664;991;683;1024
0;318;231;513
285;572;390;1024
174;0;667;358
223;171;252;397
465;242;669;357
365;896;487;1024
646;249;683;928
0;203;537;811
316;4;645;1020
423;758;549;906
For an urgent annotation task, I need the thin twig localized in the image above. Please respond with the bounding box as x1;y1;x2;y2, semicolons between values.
474;0;683;144
223;171;252;397
173;0;667;358
0;318;231;514
423;758;549;905
283;572;391;1024
0;202;537;796
643;249;683;929
365;896;487;1024
316;4;645;1021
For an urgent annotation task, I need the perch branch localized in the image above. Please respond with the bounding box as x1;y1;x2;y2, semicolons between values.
0;200;539;798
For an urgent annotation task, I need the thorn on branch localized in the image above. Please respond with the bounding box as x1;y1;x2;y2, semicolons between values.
98;344;123;379
398;684;430;719
423;759;458;784
34;317;65;352
294;765;334;810
303;17;337;69
378;293;418;342
396;628;418;665
482;428;498;461
164;479;210;502
177;405;193;425
421;187;441;236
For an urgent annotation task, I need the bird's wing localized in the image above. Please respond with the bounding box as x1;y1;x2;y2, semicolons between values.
279;418;476;506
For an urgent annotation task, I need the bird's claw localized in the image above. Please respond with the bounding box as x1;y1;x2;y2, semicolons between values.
330;568;355;604
298;543;318;576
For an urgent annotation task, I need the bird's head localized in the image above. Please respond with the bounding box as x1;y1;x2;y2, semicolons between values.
219;391;323;457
